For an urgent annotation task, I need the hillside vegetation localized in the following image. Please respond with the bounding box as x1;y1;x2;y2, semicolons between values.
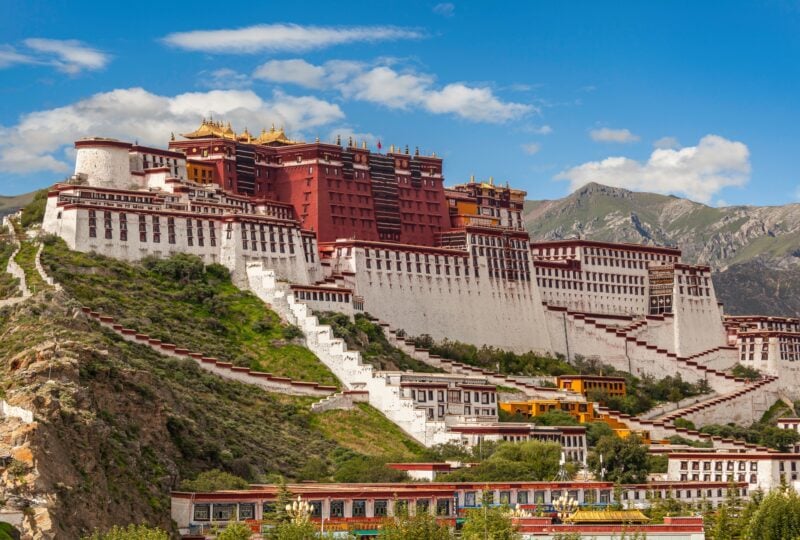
317;312;444;373
0;190;35;219
41;238;338;386
0;238;428;536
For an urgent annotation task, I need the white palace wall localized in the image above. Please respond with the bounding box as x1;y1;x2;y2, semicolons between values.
43;198;316;286
328;245;553;354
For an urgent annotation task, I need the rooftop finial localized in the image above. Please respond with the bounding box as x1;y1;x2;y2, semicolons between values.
271;123;276;132
415;146;419;156
315;135;320;143
348;136;353;147
361;140;367;149
170;132;175;141
390;144;395;153
470;174;475;182
336;134;341;145
404;144;409;155
489;176;494;185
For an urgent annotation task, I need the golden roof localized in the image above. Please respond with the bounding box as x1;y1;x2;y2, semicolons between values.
255;124;300;146
181;119;301;146
564;510;650;524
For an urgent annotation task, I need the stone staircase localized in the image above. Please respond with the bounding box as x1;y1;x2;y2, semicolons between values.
246;261;459;446
310;390;369;413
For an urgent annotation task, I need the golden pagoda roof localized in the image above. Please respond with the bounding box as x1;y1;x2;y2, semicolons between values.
181;119;301;146
255;124;300;146
182;118;238;140
564;509;650;524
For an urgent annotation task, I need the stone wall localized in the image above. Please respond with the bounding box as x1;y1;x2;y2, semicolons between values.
310;390;369;413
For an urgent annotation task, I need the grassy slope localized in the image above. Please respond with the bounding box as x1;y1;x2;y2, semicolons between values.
310;403;425;459
41;239;339;386
1;244;426;535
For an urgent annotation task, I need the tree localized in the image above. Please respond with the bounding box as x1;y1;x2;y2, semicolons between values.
461;506;521;540
216;522;253;540
82;525;169;540
586;422;614;446
441;441;565;482
759;426;800;453
378;509;454;539
179;469;249;492
744;487;800;540
588;435;648;484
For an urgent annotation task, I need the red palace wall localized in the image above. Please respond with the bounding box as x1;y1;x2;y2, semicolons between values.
170;138;450;246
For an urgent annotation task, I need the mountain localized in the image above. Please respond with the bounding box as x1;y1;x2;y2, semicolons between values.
525;183;800;316
0;192;36;218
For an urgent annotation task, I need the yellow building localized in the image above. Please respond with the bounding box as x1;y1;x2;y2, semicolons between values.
500;399;598;424
499;397;651;444
557;375;627;398
187;159;217;185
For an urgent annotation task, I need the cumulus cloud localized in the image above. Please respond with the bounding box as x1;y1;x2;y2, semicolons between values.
556;135;750;203
23;38;110;73
254;59;533;123
521;142;541;155
162;24;423;54
433;3;455;16
0;87;344;175
653;136;680;149
590;127;640;143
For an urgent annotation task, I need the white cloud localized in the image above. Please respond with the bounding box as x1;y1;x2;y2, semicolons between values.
0;87;344;175
654;136;680;150
590;127;640;143
162;24;423;54
0;46;36;68
433;3;455;16
254;59;533;123
556;134;750;203
253;59;327;88
529;124;552;135
521;142;541;155
23;38;110;73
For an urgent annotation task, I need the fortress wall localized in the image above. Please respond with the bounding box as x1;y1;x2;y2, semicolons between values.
333;247;552;354
677;378;780;427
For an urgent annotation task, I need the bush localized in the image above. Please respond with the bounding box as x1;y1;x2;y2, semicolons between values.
82;525;169;540
20;189;47;228
180;469;250;492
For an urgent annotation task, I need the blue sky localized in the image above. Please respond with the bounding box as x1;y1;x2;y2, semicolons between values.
1;0;799;206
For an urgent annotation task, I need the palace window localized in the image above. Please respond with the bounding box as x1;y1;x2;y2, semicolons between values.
212;504;236;521
192;504;210;522
374;500;388;517
186;219;193;246
119;213;127;242
88;209;97;238
330;501;345;518
168;217;176;244
352;500;366;517
309;501;322;518
152;216;160;243
138;214;147;243
238;503;255;520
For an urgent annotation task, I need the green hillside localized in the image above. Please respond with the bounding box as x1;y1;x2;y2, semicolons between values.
0;232;427;536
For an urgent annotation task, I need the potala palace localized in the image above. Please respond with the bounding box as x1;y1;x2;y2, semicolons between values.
26;120;800;537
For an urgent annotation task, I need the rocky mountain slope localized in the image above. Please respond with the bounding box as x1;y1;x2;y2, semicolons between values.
0;193;35;219
0;238;425;538
525;183;800;316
